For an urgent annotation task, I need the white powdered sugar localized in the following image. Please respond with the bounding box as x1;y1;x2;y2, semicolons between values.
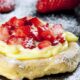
25;38;34;48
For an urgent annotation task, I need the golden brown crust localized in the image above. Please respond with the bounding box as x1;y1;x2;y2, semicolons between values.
0;42;79;80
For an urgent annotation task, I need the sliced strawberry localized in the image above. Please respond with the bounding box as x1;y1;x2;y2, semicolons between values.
41;30;55;41
7;36;24;45
38;40;52;49
0;26;9;41
52;24;63;35
0;16;66;50
13;27;26;38
7;16;17;27
52;40;59;46
56;34;65;43
23;26;31;36
17;17;27;26
30;17;43;27
59;37;65;43
25;20;32;26
22;37;35;49
12;26;31;38
38;24;55;41
2;23;14;32
7;17;27;27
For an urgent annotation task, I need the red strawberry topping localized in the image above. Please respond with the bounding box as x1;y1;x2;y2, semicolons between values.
30;25;41;41
7;17;27;27
38;40;52;49
38;24;55;41
0;26;10;41
30;17;43;27
7;36;23;45
13;26;31;38
56;34;65;44
0;17;65;49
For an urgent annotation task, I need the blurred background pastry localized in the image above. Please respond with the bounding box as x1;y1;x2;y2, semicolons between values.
36;0;80;13
0;0;15;13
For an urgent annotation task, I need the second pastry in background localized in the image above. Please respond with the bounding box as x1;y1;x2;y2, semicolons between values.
36;0;80;13
0;0;15;13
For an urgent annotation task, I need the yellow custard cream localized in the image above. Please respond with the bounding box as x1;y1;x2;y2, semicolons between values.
0;31;78;60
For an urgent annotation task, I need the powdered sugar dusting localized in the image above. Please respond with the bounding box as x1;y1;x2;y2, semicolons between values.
25;38;34;48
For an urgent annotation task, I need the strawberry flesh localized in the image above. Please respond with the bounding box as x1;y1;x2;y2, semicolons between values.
30;25;41;41
56;34;65;43
38;40;52;49
38;24;55;41
7;36;24;45
0;26;10;41
30;17;43;27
